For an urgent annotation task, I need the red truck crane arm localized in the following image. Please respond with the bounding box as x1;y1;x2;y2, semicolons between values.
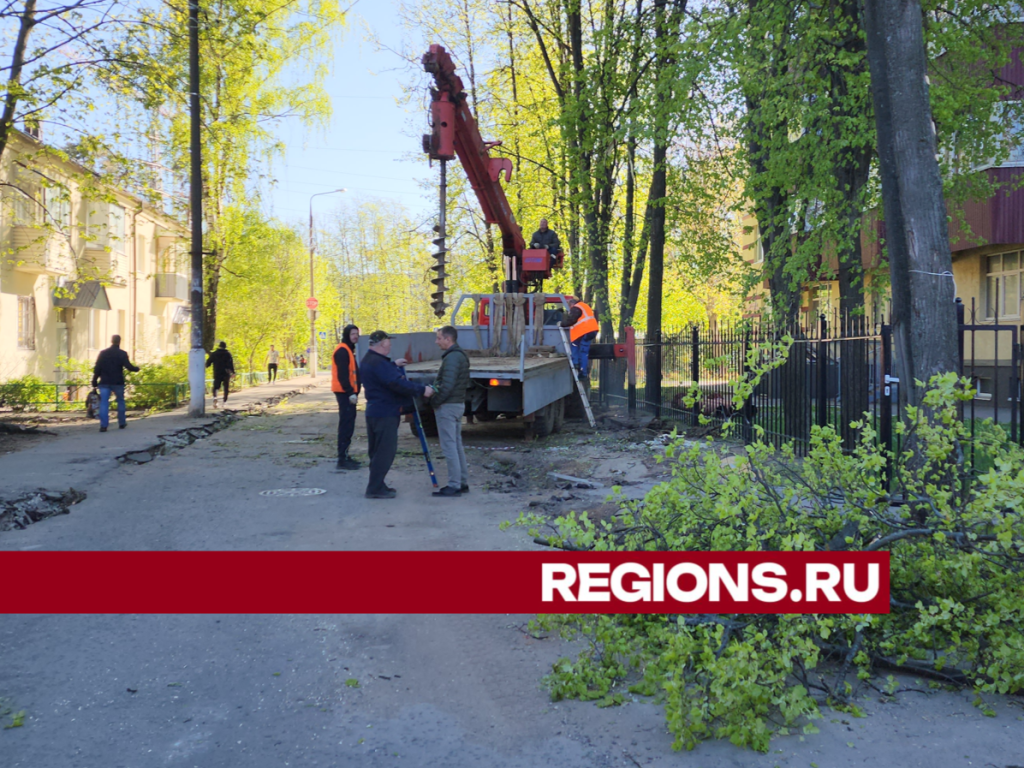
422;44;560;307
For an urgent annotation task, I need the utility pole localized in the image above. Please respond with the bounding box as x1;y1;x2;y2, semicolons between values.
187;0;205;417
308;189;346;378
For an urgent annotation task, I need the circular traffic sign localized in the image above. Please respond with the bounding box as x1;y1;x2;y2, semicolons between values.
306;297;319;310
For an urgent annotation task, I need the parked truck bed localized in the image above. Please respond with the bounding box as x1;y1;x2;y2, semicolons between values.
402;355;566;380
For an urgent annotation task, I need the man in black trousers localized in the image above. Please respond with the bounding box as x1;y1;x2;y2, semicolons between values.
359;331;433;499
206;341;235;407
332;325;361;471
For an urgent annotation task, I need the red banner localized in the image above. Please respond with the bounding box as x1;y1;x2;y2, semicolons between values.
0;551;889;614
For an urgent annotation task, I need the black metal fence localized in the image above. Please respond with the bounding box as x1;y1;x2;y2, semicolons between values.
591;304;1022;458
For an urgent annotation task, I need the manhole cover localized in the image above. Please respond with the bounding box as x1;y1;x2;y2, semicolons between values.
259;488;327;497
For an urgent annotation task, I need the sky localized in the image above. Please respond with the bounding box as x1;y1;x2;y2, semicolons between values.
262;0;436;228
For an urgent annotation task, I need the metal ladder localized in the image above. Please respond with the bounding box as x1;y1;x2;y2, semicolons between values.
559;326;597;428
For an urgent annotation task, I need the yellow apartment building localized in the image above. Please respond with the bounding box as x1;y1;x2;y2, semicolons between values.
1;129;188;383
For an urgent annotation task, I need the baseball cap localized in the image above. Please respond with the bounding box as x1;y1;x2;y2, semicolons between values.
368;330;392;344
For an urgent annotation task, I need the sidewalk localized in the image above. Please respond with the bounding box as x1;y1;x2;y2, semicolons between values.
0;375;329;498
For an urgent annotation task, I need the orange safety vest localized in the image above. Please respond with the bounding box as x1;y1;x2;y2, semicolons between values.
331;343;359;393
570;301;599;341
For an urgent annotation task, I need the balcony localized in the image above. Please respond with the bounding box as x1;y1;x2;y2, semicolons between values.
6;225;71;274
82;245;128;286
154;273;188;301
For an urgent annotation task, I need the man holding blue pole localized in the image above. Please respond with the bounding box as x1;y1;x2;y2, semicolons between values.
360;331;434;499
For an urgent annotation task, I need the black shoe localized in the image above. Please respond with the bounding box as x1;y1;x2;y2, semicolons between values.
118;424;127;429
99;427;107;432
460;484;470;494
365;489;397;499
335;457;360;471
433;486;462;497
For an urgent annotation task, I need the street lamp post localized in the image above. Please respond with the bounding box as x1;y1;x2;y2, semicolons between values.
308;188;346;379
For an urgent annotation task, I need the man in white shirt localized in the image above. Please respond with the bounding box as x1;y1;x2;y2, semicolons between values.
267;345;280;382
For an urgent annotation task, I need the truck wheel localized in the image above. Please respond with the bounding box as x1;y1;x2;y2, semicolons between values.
553;397;566;433
532;402;556;438
409;408;439;438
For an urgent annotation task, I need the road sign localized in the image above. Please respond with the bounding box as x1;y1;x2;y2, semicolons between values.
306;297;319;310
318;331;327;340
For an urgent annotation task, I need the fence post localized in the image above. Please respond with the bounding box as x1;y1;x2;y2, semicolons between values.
690;325;700;426
816;314;828;429
741;329;753;444
881;323;893;490
955;298;964;424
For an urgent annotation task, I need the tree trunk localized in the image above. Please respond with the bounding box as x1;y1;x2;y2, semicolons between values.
645;0;669;416
864;0;959;408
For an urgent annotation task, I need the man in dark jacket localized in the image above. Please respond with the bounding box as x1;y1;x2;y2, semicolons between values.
91;334;140;432
529;219;560;254
332;324;361;471
430;325;471;497
205;341;235;407
360;330;434;499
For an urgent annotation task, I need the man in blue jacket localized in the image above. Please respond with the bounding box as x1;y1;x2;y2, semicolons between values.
360;330;434;499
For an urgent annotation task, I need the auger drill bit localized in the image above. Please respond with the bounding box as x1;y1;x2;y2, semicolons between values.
430;158;449;318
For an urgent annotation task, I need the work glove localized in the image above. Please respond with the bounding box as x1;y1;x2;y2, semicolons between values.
348;394;358;405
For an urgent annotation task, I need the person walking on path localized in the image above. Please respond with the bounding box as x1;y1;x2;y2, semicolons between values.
332;325;361;471
267;345;280;382
91;334;139;432
429;325;471;497
206;341;235;407
559;296;599;380
360;330;434;499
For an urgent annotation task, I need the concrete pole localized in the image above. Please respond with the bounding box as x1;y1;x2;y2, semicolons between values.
187;0;205;417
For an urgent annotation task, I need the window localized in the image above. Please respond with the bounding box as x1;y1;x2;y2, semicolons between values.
11;166;41;226
110;204;125;252
17;296;36;349
986;251;1022;319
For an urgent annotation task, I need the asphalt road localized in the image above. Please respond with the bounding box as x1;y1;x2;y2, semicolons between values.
1;385;1021;767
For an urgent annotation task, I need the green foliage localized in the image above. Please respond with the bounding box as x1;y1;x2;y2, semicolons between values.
526;377;1024;752
125;354;189;410
0;375;52;409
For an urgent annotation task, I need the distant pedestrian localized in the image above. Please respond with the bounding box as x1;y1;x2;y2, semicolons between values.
91;334;139;432
267;345;280;382
300;354;307;369
430;325;471;497
332;325;361;471
360;330;434;499
206;341;235;407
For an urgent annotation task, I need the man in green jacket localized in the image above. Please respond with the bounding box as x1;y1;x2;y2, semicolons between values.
430;325;471;497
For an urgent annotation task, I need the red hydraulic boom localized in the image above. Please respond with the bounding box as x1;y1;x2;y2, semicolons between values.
422;44;562;315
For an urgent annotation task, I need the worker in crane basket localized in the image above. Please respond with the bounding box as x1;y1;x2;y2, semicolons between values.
560;296;599;381
530;218;561;268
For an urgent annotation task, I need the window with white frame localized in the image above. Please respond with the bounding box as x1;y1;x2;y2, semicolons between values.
986;251;1022;319
110;204;125;252
17;296;36;349
11;165;42;225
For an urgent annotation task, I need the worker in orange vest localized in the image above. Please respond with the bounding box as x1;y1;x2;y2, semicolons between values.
559;297;599;379
332;324;361;471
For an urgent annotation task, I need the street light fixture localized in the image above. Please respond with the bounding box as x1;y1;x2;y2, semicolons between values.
308;188;347;379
